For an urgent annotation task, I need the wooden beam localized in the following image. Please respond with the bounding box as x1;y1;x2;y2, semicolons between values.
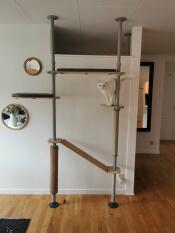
48;138;121;174
47;69;116;75
61;139;109;173
47;68;125;76
12;93;60;99
57;68;116;75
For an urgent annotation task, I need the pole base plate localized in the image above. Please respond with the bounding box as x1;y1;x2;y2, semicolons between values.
108;202;119;208
49;202;59;208
47;15;58;20
115;17;127;22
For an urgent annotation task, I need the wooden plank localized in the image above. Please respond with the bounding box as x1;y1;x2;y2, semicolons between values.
12;93;60;99
48;138;117;173
57;68;116;75
47;68;125;76
61;139;109;173
48;138;62;144
48;138;121;173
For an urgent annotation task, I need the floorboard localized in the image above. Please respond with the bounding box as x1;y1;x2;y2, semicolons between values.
0;142;175;233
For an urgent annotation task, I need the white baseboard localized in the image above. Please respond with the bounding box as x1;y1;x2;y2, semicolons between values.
58;188;126;195
0;188;133;195
0;189;49;195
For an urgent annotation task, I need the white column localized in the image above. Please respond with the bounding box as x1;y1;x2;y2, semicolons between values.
125;26;142;194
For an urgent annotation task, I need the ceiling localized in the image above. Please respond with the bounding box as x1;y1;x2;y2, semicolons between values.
1;0;175;54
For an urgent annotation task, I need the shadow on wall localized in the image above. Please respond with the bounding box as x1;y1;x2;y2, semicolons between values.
54;26;130;55
142;28;175;54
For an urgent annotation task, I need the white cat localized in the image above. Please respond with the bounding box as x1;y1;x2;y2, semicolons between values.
98;77;127;106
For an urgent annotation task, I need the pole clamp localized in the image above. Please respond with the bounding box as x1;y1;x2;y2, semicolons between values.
47;70;58;75
114;105;124;111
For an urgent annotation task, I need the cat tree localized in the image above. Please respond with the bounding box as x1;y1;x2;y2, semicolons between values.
12;15;127;208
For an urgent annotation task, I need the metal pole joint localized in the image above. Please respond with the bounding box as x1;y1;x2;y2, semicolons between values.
115;17;127;23
47;15;59;21
114;105;125;111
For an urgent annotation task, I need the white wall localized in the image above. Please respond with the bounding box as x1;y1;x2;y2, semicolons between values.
136;56;165;154
0;25;142;195
0;24;51;194
161;61;175;140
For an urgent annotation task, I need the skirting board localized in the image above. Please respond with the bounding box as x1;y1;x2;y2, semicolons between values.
0;188;133;195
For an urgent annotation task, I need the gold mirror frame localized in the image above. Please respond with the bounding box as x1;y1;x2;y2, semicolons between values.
23;57;42;76
1;104;29;130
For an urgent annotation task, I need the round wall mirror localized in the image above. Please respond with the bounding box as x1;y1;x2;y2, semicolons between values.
24;57;42;76
1;104;29;130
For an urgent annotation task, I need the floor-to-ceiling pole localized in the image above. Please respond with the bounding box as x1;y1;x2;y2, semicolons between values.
47;15;59;208
108;17;127;208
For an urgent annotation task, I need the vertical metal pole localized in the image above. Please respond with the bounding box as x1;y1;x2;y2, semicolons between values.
108;17;127;209
47;15;59;208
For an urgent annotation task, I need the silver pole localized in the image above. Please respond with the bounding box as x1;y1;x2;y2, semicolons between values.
47;15;59;208
108;17;127;208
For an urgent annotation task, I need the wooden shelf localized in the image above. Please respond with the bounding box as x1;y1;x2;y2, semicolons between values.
100;104;125;110
12;93;60;99
47;68;125;76
100;104;115;108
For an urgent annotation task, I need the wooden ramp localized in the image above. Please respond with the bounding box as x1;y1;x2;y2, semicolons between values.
49;138;120;174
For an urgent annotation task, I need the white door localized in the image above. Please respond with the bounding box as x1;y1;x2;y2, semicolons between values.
161;63;175;141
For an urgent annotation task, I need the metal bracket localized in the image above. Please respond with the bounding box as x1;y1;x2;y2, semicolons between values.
108;166;121;174
115;17;127;22
47;70;58;75
47;15;59;20
48;138;63;144
114;105;125;111
115;71;125;76
112;154;118;157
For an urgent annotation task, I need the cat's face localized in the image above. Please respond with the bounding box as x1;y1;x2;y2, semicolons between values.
98;81;108;89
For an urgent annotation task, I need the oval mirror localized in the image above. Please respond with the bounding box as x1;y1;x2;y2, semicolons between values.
2;104;29;130
24;57;42;76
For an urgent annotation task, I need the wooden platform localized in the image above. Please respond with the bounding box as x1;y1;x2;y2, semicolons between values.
48;68;125;76
12;93;60;99
0;142;175;233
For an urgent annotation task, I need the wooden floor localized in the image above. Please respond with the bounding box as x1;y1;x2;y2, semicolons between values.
0;142;175;233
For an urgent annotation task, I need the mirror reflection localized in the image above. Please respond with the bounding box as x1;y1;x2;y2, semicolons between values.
137;62;154;131
2;104;29;130
24;57;42;76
